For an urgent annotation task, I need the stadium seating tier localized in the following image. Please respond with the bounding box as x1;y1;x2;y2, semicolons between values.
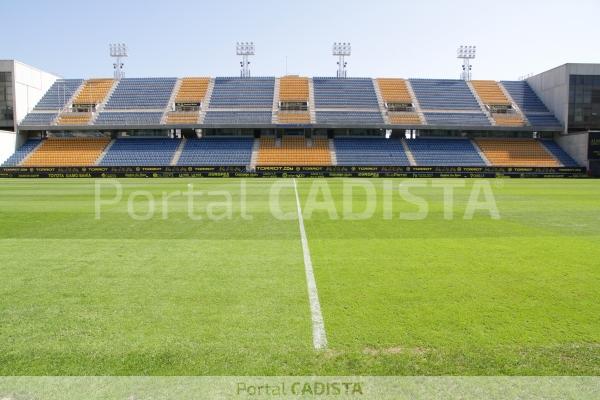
23;137;110;166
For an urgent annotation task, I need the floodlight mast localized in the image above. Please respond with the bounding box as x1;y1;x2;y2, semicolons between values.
457;45;476;81
110;43;128;80
333;42;351;78
236;42;255;78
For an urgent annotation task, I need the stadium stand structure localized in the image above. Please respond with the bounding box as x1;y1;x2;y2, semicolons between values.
8;74;582;173
258;136;331;166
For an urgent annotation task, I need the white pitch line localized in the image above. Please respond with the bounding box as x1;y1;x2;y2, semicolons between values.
293;178;328;350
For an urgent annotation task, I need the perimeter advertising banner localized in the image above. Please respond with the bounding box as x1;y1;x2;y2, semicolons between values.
588;131;600;160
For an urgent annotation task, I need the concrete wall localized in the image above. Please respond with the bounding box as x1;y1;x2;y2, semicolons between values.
555;131;589;168
0;60;59;133
0;130;17;165
527;65;569;133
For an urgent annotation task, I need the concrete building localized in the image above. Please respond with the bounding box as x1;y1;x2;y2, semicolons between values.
528;63;600;168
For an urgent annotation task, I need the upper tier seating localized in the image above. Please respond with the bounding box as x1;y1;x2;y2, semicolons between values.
166;112;199;124
104;78;177;110
204;111;272;124
500;81;550;113
20;113;58;126
257;137;331;166
279;76;309;102
334;137;410;166
23;137;110;166
72;79;114;105
469;80;511;106
474;138;560;167
209;77;274;108
410;79;481;110
57;113;93;125
33;79;84;110
95;112;164;125
1;139;41;166
540;139;579;167
316;111;384;124
423;112;490;127
313;78;379;109
177;137;254;166
175;77;210;103
376;78;413;103
406;138;485;166
277;112;311;124
100;138;179;166
388;113;421;125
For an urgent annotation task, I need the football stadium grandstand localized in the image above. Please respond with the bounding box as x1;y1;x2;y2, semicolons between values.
1;63;598;178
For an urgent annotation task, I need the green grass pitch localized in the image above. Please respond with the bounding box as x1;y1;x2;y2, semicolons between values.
0;178;599;375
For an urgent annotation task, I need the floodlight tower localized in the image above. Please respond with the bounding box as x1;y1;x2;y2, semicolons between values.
110;43;128;80
236;42;255;78
457;45;476;81
333;42;351;78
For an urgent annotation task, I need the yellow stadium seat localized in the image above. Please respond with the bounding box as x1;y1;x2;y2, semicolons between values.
279;76;309;102
474;138;559;167
376;78;414;104
257;136;331;166
176;78;210;103
72;79;115;105
23;137;111;167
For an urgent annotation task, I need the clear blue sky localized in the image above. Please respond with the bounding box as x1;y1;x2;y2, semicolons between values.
4;0;599;80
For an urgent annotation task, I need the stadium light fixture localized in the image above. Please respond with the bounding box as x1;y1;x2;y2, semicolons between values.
236;42;255;78
332;42;351;78
109;43;128;80
457;45;476;81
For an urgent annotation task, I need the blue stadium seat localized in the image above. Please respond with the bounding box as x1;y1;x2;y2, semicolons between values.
316;111;384;124
33;79;84;110
333;137;410;166
501;81;550;113
407;138;486;166
409;79;481;110
540;139;579;167
209;77;275;109
204;111;272;124
95;112;164;125
100;138;179;166
423;112;491;127
1;139;41;166
104;78;177;110
525;114;562;129
20;113;58;126
178;137;254;166
313;78;380;109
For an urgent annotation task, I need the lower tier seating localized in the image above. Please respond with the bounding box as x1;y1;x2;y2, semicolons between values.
100;138;179;166
178;137;254;166
540;139;579;167
258;137;331;166
474;138;560;167
407;138;485;166
23;137;110;166
334;137;410;166
1;139;41;166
